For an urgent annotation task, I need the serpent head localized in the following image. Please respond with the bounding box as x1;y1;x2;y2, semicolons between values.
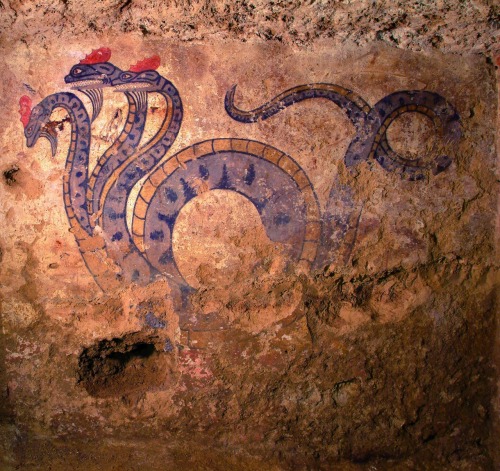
64;62;123;90
64;48;121;121
24;101;58;157
113;70;163;92
64;62;122;122
64;52;164;119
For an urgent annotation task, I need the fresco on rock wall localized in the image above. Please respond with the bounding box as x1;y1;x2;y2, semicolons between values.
19;47;461;332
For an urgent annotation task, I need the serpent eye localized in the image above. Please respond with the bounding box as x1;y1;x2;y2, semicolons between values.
27;126;33;133
121;73;132;80
73;67;83;75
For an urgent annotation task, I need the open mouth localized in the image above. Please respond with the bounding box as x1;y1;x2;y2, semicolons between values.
39;128;58;157
71;87;104;123
114;82;154;92
70;76;109;91
66;76;108;122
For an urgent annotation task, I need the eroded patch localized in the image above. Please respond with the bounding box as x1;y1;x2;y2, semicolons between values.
77;331;176;398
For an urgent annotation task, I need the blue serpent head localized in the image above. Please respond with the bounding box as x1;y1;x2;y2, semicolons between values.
64;62;124;121
63;53;166;120
64;62;123;89
113;70;163;92
24;100;58;157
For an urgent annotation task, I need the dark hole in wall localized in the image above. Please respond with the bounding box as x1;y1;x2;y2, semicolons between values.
3;165;19;185
107;341;155;362
77;332;175;398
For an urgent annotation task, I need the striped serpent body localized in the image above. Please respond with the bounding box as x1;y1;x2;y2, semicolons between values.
64;63;149;220
132;138;321;286
23;92;122;291
226;84;461;180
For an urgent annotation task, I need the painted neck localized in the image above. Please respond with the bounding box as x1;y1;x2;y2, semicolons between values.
154;77;183;152
46;92;92;236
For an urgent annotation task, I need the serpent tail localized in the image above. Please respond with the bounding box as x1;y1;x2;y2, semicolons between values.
225;83;370;128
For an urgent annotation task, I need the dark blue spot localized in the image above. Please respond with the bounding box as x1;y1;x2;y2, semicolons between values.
165;187;178;202
126;171;136;180
158;212;178;231
150;230;164;241
244;164;256;185
117;182;130;192
132;269;140;281
180;178;197;201
145;312;166;329
164;339;174;352
76;171;83;177
111;232;123;241
217;164;232;190
250;198;268;214
199;165;209;180
378;108;386;117
129;134;135;140
107;209;125;220
180;285;195;309
274;213;291;226
156;144;167;155
159;247;174;265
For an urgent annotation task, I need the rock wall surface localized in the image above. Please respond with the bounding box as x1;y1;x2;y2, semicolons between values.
0;2;498;470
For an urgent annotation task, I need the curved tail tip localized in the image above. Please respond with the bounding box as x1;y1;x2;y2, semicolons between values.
225;85;237;105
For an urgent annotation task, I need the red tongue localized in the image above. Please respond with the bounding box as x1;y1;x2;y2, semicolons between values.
80;47;112;65
129;55;161;72
19;95;32;128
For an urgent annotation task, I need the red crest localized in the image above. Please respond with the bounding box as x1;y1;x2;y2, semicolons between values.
80;47;112;65
19;95;32;129
129;55;161;72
